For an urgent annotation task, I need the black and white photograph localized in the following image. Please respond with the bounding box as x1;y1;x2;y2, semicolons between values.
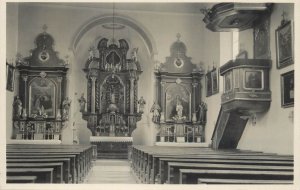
1;1;299;190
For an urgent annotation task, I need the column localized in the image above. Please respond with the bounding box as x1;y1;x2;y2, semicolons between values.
22;76;28;116
192;82;198;123
129;77;135;114
57;77;62;118
160;81;166;122
91;76;97;113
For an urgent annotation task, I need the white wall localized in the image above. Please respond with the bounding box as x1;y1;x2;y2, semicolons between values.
237;3;294;154
6;3;19;142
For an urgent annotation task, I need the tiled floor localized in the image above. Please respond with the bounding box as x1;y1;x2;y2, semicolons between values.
84;159;137;184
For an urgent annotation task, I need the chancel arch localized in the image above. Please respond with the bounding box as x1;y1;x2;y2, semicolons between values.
70;14;158;58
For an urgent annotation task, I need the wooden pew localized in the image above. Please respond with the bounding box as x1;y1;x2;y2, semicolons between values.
7;146;91;182
7;158;71;183
158;157;293;184
7;152;80;183
6;176;37;183
197;178;293;184
167;162;293;184
179;169;293;184
7;144;93;183
131;145;293;184
7;162;63;183
150;153;292;184
7;168;54;183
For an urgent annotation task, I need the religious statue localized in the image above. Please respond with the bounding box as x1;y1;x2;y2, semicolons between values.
78;93;87;112
107;92;119;113
131;48;138;63
88;46;95;60
150;102;161;122
197;102;207;124
13;96;22;118
138;96;146;113
172;96;186;121
62;97;71;120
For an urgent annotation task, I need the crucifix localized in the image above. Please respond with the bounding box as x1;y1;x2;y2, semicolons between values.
281;11;287;25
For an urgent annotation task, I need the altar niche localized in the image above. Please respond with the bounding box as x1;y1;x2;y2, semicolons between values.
153;35;206;144
82;38;142;158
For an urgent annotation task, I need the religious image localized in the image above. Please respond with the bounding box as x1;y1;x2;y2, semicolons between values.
281;70;294;107
276;21;293;68
244;70;263;89
29;78;55;117
165;85;190;121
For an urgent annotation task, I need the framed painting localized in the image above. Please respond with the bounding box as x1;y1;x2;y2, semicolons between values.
211;68;219;95
205;71;212;97
6;62;15;92
276;20;293;69
165;84;191;121
224;71;233;93
244;70;263;90
29;78;56;117
281;70;294;108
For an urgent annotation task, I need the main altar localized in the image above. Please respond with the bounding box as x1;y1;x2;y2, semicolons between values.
81;38;143;159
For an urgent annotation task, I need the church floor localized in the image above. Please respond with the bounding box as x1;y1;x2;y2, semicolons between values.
84;159;137;184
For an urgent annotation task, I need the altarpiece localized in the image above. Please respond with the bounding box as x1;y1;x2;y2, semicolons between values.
12;29;69;142
152;35;206;143
82;38;142;158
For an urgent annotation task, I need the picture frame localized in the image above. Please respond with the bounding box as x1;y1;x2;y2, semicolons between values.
205;71;212;97
244;70;264;90
29;78;56;117
165;85;191;122
276;20;294;69
224;71;233;93
211;68;219;95
6;62;15;92
206;68;219;97
281;70;294;108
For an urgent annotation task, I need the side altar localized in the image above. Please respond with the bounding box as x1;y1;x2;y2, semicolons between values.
152;34;207;145
81;38;143;159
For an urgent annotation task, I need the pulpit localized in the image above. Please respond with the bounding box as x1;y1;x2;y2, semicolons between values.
82;38;142;158
152;34;206;145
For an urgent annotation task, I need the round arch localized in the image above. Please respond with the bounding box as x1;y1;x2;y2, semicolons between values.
69;14;158;58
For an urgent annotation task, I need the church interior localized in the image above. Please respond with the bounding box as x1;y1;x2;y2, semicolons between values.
3;1;297;186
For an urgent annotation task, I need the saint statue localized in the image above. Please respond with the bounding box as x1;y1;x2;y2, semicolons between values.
138;96;146;113
197;102;207;124
78;93;86;112
14;96;22;118
62;97;71;120
172;95;186;121
150;102;161;122
107;92;119;113
131;48;138;63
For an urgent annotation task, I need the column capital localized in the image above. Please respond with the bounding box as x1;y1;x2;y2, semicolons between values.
22;75;28;82
90;76;97;82
57;77;63;83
